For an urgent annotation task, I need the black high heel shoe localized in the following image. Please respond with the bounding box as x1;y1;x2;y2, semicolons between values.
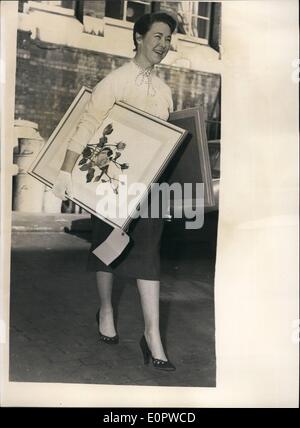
139;335;176;371
96;309;119;345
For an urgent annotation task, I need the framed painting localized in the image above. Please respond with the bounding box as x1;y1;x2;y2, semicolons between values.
166;107;215;209
28;87;188;230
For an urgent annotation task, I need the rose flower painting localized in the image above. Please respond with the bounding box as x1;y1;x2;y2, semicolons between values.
78;123;129;194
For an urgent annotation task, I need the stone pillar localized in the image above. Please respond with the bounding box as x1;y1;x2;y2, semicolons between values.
13;120;45;212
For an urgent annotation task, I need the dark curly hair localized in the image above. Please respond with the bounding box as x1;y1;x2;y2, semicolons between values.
133;12;177;51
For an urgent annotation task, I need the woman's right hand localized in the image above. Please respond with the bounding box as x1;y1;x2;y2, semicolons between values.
52;170;74;200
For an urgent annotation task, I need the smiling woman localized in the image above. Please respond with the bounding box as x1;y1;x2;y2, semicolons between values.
52;12;179;371
132;13;175;64
135;22;172;65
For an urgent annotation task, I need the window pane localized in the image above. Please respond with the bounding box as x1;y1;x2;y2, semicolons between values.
192;17;209;39
105;0;123;20
61;0;75;9
84;1;106;18
176;1;190;35
198;2;210;18
126;1;151;23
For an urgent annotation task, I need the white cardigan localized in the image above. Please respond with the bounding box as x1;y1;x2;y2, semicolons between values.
68;60;174;154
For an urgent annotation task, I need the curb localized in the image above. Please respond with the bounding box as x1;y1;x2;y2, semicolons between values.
11;212;92;233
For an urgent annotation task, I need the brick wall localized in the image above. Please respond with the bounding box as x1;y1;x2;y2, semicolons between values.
15;30;221;141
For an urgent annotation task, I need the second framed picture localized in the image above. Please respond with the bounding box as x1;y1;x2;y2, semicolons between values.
166;107;215;210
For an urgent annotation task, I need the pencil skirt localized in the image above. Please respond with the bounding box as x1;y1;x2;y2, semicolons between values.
86;214;165;280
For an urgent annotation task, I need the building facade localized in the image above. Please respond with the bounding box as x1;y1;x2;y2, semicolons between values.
16;1;221;136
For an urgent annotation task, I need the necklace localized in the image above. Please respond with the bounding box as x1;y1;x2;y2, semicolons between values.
132;59;156;97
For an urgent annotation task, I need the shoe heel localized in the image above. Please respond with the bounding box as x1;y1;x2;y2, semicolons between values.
96;309;119;345
139;336;150;365
139;335;176;372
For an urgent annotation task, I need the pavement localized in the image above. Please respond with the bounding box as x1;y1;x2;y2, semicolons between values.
9;212;217;388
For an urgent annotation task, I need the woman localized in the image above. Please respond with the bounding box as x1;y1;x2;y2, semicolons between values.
53;12;177;371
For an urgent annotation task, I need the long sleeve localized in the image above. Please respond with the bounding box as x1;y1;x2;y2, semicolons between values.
67;73;117;154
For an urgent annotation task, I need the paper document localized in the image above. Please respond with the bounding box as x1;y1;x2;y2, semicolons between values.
92;228;130;265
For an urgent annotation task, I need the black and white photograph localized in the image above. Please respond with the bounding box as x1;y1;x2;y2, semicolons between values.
0;0;298;408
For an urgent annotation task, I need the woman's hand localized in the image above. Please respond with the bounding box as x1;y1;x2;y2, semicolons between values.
53;170;74;200
52;149;80;200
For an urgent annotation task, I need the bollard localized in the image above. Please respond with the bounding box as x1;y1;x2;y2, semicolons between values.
13;120;45;212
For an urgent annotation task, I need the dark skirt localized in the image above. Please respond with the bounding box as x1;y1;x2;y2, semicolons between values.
87;214;165;280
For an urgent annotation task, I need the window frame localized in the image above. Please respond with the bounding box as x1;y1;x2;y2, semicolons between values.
123;0;152;21
104;0;152;25
190;2;212;40
176;1;212;45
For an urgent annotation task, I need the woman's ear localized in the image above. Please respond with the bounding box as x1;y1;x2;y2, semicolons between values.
135;32;143;46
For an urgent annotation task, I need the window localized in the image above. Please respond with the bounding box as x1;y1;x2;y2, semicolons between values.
105;0;152;23
177;1;212;41
155;2;221;46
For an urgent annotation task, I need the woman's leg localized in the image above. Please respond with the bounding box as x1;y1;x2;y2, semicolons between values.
96;271;117;337
137;279;167;361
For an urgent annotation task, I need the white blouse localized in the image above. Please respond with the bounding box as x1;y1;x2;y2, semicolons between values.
68;60;174;154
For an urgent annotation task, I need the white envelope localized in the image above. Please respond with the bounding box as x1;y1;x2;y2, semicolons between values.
92;227;130;265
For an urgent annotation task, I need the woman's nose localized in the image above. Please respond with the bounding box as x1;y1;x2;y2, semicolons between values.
159;39;166;48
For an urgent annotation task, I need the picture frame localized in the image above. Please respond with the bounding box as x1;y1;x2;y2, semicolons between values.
166;107;215;209
28;86;188;230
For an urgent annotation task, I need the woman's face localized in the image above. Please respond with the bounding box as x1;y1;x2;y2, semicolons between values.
137;21;172;66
